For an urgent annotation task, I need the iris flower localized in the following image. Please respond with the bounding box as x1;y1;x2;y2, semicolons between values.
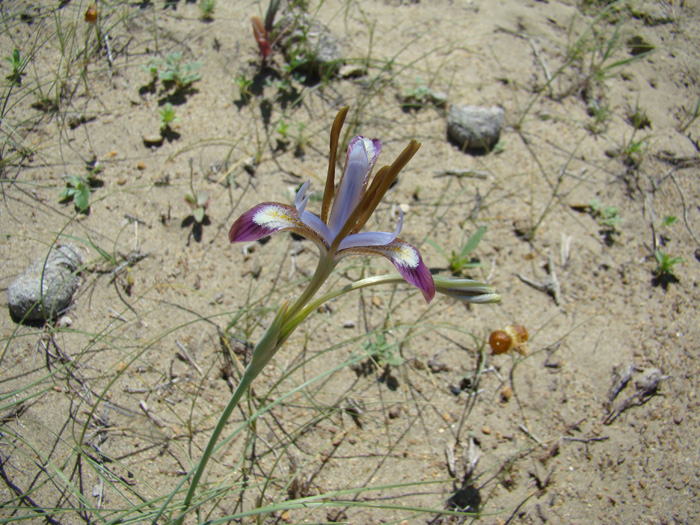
228;106;434;302
172;108;498;524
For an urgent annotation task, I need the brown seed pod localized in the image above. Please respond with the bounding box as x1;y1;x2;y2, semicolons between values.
489;330;512;354
489;325;529;355
85;5;98;25
505;325;528;344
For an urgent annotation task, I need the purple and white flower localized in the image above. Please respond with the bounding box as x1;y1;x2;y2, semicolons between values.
229;108;434;302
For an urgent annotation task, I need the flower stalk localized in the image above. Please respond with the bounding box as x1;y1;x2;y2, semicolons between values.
169;108;499;524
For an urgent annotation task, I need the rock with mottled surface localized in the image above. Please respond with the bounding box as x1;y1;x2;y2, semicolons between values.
447;104;504;153
8;244;82;322
275;11;344;78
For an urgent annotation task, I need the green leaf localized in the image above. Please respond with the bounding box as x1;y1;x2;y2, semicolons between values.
193;206;205;223
460;226;487;259
425;239;448;259
73;187;90;210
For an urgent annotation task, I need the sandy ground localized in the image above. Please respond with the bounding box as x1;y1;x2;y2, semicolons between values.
1;0;700;523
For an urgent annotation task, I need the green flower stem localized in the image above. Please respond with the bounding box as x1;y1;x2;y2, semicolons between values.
281;274;406;341
170;263;499;524
172;254;336;525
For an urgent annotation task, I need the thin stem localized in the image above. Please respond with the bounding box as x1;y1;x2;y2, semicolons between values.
170;254;336;525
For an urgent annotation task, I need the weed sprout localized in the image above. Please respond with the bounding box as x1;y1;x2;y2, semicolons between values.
59;175;91;211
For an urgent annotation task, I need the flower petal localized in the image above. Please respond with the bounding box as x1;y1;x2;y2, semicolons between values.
228;202;328;251
339;239;435;302
328;136;382;237
294;181;312;212
337;208;403;250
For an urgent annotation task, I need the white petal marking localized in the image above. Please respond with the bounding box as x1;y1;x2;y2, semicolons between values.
253;205;299;229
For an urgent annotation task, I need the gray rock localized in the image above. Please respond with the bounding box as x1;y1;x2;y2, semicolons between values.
8;244;82;322
447;104;504;153
275;11;344;78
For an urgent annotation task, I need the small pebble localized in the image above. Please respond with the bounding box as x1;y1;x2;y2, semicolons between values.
339;64;366;78
342;320;356;329
57;315;73;328
136;161;147;170
482;426;491;435
117;177;127;185
500;385;513;401
142;134;163;147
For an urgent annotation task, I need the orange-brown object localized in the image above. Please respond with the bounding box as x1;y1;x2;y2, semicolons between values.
489;330;512;354
251;16;270;59
489;325;529;355
85;4;98;24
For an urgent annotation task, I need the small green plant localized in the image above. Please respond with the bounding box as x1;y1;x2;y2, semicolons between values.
235;73;253;101
159;102;179;133
59;175;90;211
363;332;403;367
589;198;623;229
276;120;291;140
401;77;431;107
199;0;216;20
621;135;649;167
586;99;611;134
492;140;506;154
184;191;210;223
144;52;202;92
653;250;683;280
294;122;309;156
5;48;27;85
428;226;487;275
627;102;651;130
661;215;678;227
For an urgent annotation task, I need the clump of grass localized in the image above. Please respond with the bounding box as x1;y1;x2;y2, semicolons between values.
586;98;611;134
620;135;649;167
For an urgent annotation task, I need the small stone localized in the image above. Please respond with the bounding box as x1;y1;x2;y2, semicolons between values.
428;90;448;107
604;147;620;158
447;104;504;153
275;10;344;78
482;426;491;435
635;367;664;391
142;134;163;147
243;156;258;175
117;177;127;185
339;64;366;78
57;315;73;328
499;385;513;402
8;244;82;322
342;320;356;329
388;406;401;419
136;161;147;170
